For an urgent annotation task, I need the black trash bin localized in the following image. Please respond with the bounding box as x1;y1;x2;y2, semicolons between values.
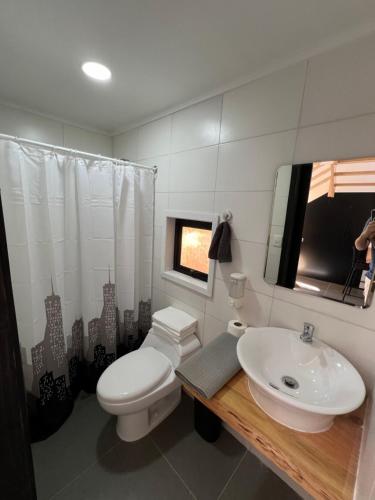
194;398;222;442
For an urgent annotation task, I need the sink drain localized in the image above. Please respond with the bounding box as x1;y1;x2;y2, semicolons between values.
281;376;299;390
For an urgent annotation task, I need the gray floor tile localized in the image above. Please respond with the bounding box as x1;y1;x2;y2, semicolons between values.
32;393;119;500
220;452;301;500
52;437;194;500
32;391;300;500
151;394;246;500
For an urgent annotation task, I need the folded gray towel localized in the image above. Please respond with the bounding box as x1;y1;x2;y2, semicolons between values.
208;221;232;263
175;333;241;399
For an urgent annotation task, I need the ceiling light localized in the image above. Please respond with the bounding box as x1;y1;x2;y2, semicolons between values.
81;61;111;82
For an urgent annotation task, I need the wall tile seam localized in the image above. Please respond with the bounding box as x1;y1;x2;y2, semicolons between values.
203;311;226;326
298;108;375;133
61;123;66;148
154;232;270;247
168;93;223;122
230;239;268;247
218;126;299;147
115;105;375;166
138;113;172;135
167;190;216;195
166;117;173;191
0;110;110;149
266;294;274;327
271;278;277;300
141;53;375;339
110;134;115;158
163;290;207;314
203;302;271;330
202;314;228;343
201;313;211;345
135;127;141;160
119;113;300;157
271;295;375;334
116;86;375;160
213;189;274;194
166;189;273;194
160;269;274;304
213;94;225;205
291;60;310;165
112;58;323;136
126;127;141;161
137;152;171;162
122;125;300;154
206;278;274;302
169;95;223;156
217;282;274;299
164;141;221;158
165;289;375;338
156;280;273;315
214;273;273;294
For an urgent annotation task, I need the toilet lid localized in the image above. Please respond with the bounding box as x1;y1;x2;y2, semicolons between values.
97;347;172;403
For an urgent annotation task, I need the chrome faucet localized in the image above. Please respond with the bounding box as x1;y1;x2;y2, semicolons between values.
300;322;315;343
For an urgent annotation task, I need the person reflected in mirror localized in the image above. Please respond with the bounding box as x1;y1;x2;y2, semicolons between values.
355;216;375;303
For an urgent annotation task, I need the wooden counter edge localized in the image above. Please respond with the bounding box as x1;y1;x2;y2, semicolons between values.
183;373;366;500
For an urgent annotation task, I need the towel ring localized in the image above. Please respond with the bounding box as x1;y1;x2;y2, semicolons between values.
222;209;233;222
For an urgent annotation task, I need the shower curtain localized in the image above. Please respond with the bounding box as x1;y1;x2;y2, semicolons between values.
0;139;154;439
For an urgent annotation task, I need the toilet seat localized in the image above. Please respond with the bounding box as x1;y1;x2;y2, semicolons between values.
97;347;172;404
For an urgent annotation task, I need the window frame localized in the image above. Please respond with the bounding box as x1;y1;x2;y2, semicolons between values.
173;218;212;282
161;209;219;297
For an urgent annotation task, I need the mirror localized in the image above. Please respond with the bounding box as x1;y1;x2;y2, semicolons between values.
265;158;375;308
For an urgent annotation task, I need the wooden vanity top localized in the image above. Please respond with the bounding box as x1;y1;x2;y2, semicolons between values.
183;371;365;500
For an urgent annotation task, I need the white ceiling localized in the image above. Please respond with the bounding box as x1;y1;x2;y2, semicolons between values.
1;0;375;134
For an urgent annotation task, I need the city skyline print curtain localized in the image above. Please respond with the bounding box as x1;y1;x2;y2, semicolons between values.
0;139;154;440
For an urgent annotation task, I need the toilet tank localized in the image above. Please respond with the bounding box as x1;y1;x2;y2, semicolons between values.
140;328;200;369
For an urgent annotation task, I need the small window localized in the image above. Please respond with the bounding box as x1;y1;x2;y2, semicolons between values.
173;219;212;282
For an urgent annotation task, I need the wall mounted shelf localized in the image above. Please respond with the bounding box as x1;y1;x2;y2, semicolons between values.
183;370;366;500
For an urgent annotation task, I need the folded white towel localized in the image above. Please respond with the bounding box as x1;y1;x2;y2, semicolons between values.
153;319;196;337
152;306;197;335
153;326;201;357
152;322;195;343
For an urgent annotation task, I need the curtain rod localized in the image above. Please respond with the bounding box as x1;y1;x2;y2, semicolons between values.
0;133;157;173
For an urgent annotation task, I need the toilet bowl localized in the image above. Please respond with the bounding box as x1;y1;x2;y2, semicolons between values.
96;326;200;442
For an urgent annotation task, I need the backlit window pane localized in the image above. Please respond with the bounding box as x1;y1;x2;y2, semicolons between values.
180;226;211;274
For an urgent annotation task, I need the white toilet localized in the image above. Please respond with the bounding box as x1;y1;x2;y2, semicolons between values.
96;308;200;442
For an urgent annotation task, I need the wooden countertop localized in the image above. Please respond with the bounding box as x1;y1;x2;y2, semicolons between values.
183;371;365;500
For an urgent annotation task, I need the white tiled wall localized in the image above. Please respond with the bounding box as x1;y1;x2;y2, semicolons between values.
113;33;375;404
3;32;375;497
0;103;112;156
220;62;306;142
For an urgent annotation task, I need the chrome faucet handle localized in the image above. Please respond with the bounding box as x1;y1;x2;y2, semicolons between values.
300;322;315;342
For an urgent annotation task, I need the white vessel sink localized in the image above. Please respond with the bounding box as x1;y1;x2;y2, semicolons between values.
237;327;366;433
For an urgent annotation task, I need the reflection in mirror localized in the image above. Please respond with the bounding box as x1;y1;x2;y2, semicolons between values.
265;158;375;308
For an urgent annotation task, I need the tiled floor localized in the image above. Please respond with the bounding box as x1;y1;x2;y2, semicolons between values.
32;393;300;500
